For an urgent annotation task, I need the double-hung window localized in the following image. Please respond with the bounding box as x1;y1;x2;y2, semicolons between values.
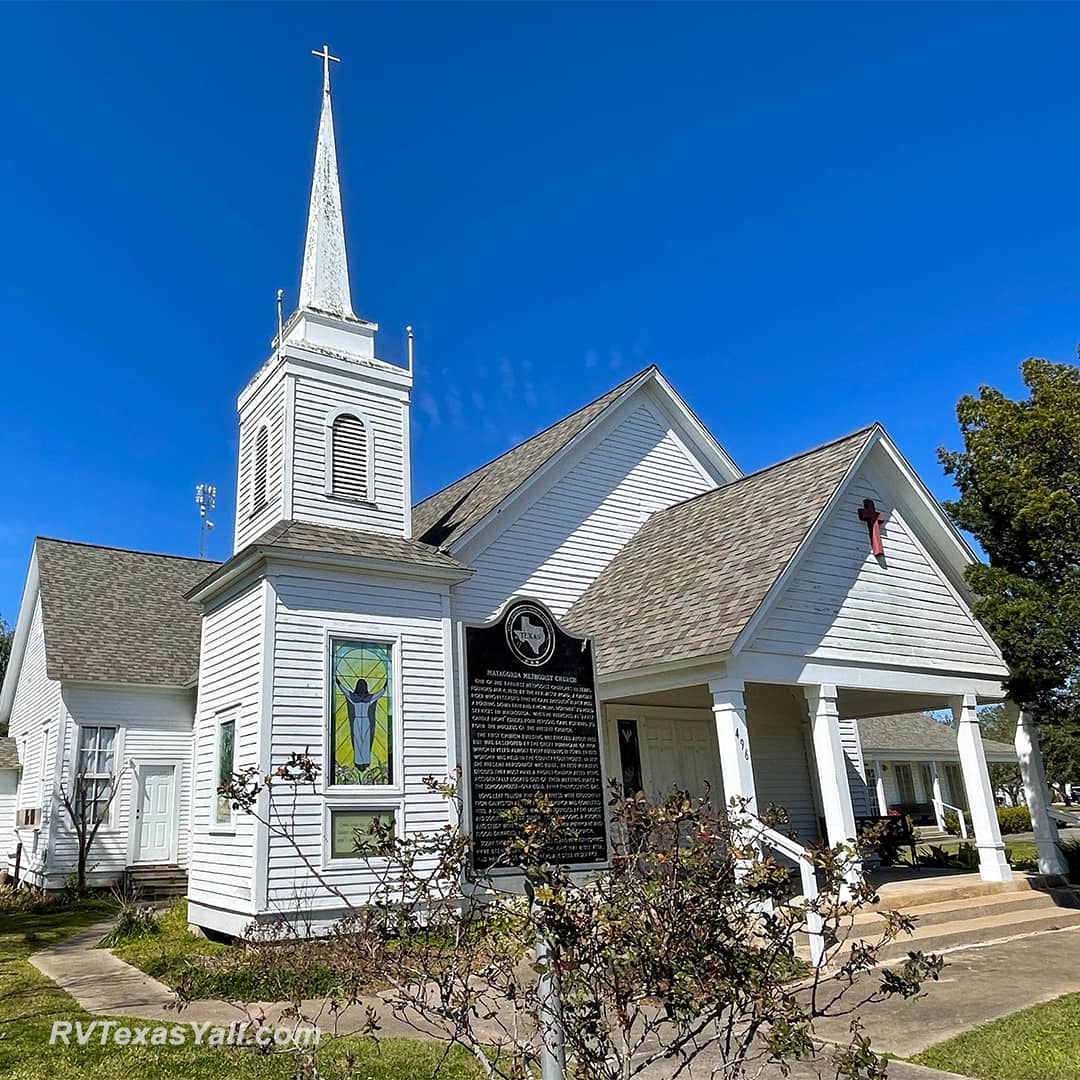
76;726;117;825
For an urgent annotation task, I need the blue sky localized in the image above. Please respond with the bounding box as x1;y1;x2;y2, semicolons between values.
1;3;1078;619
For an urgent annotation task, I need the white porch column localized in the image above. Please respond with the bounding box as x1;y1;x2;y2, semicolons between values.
952;693;1011;883
708;677;757;815
930;762;946;830
872;759;889;816
805;686;858;846
1015;707;1069;877
804;686;861;896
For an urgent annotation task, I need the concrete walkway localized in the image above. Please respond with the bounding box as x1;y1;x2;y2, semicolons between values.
31;916;1080;1077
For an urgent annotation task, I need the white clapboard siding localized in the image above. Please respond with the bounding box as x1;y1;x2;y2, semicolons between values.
839;717;871;817
188;581;266;912
5;595;62;885
747;686;821;843
291;378;407;536
235;377;288;550
749;469;1005;674
52;686;195;881
263;566;448;914
451;400;715;623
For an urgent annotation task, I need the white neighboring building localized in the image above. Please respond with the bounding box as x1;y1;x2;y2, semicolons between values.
859;713;1016;824
0;51;1029;930
0;540;211;891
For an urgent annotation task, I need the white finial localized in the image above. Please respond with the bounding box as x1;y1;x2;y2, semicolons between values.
406;325;414;375
298;45;355;319
311;44;340;95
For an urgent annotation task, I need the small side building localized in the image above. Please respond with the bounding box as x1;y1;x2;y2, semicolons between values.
0;538;214;891
859;712;1015;825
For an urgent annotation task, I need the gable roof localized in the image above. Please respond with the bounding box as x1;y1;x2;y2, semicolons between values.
35;538;217;687
564;426;876;676
412;367;656;548
858;713;1015;762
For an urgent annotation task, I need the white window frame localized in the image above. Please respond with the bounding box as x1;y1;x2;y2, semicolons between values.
75;724;119;828
322;803;402;868
211;711;238;832
324;406;376;505
323;630;404;798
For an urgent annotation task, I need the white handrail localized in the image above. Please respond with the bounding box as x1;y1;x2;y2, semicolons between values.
740;815;825;968
1048;806;1080;827
932;799;969;840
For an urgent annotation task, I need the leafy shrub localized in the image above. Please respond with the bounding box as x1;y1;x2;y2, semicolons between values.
1060;838;1080;883
996;805;1032;834
98;904;160;947
944;805;1046;836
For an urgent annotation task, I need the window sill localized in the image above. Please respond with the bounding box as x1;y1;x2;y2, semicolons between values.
207;825;237;837
325;494;379;510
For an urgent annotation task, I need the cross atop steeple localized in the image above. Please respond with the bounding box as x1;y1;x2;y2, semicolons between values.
311;44;340;95
298;43;355;320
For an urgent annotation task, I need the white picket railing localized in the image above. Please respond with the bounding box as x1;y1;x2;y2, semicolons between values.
1048;806;1080;828
932;799;969;839
740;815;825;968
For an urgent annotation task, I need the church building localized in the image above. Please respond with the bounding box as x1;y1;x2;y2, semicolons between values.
0;51;1019;935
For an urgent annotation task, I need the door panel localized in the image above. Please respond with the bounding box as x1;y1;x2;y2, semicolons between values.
136;765;175;863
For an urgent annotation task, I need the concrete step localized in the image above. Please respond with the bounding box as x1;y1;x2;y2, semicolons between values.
851;888;1078;931
848;904;1080;964
797;874;1080;964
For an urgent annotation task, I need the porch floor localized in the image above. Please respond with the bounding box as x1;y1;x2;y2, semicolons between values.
867;866;1065;907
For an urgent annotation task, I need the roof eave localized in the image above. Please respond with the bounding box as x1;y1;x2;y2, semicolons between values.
0;547;42;723
187;540;473;605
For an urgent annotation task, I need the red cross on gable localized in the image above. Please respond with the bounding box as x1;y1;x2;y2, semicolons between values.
858;498;886;556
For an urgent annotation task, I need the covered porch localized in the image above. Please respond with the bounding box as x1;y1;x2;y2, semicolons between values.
598;659;1013;884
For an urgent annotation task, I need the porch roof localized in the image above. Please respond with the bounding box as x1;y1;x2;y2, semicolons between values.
858;712;1015;763
564;426;875;675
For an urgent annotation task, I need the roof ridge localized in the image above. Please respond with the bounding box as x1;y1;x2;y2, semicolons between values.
413;365;657;512
646;423;879;520
36;535;221;566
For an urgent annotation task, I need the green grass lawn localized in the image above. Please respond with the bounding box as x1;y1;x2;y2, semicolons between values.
912;991;1080;1080
0;896;480;1080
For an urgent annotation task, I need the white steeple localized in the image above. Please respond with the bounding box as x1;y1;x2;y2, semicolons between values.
298;45;355;320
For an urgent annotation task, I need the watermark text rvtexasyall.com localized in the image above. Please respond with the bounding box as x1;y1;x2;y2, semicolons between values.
49;1020;321;1048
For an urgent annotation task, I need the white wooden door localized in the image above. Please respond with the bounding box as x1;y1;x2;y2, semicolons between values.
135;765;175;864
642;717;724;805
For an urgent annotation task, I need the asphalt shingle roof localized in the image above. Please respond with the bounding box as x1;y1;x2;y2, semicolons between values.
858;713;1015;761
249;519;468;571
412;367;654;548
564;427;876;676
0;737;19;769
35;538;217;687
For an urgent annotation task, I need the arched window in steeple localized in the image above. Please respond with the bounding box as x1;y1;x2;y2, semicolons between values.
328;410;372;502
251;425;269;513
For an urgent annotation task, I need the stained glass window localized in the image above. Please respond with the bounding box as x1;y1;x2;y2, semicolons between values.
329;639;394;786
215;718;236;826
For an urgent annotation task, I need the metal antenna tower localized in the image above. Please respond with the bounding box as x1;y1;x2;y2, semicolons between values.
195;484;217;559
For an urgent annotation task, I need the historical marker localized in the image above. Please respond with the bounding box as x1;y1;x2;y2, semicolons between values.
463;597;611;875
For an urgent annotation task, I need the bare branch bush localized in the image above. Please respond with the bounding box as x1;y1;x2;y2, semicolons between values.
216;757;941;1080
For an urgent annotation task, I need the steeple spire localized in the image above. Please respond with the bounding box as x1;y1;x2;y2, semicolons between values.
298;44;355;320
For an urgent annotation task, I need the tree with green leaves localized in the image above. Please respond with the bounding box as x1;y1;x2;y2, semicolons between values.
939;356;1080;790
0;615;12;736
